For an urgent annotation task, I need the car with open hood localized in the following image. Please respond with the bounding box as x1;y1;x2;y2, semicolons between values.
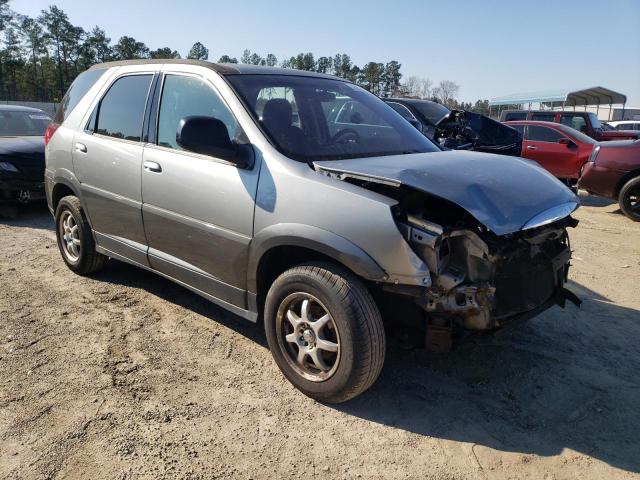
0;105;51;204
384;97;522;156
45;60;580;403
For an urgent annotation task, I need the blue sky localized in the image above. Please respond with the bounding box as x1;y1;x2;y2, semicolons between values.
14;0;640;106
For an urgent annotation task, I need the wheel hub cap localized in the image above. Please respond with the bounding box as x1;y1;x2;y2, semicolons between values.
59;211;81;262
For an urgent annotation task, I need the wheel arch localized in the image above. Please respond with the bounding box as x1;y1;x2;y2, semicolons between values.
614;169;640;198
247;224;387;313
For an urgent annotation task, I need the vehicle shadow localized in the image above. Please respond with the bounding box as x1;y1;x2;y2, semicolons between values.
92;259;268;348
0;202;53;230
334;280;640;473
578;191;616;207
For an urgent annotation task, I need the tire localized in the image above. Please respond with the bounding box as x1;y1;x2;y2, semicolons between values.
618;176;640;222
55;196;107;274
264;262;385;403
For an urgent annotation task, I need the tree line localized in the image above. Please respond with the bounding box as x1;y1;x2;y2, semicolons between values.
0;1;489;114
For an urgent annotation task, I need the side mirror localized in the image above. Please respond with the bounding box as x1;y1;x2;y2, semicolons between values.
176;116;253;168
558;137;576;148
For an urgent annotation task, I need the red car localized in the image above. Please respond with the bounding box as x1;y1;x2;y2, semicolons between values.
578;139;640;221
500;110;640;142
505;121;598;184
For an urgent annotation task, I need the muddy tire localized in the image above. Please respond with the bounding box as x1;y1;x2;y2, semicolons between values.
264;262;385;403
618;176;640;222
55;196;107;274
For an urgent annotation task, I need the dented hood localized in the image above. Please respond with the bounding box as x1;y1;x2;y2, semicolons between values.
314;150;578;236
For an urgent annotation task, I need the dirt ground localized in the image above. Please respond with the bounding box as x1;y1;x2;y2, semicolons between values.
1;192;639;480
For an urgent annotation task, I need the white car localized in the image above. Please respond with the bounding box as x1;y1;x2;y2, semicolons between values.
608;120;640;131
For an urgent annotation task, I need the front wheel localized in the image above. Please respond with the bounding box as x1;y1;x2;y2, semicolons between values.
264;262;385;403
619;176;640;222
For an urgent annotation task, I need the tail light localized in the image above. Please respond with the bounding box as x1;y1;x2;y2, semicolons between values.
44;123;60;146
588;145;601;165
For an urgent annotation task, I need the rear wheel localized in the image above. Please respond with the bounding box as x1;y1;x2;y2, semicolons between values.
55;196;107;274
619;176;640;222
264;262;385;403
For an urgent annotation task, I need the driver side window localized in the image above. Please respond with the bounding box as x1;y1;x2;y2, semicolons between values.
157;74;239;150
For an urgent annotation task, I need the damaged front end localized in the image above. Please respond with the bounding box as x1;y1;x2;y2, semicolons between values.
435;110;522;157
314;151;581;335
394;202;579;331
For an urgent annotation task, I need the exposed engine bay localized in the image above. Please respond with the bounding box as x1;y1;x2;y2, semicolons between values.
434;110;522;157
391;189;579;330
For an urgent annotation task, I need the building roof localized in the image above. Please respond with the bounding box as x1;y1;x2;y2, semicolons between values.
489;87;627;107
88;59;343;80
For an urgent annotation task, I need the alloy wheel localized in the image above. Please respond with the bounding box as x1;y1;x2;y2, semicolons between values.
59;210;81;262
275;292;341;382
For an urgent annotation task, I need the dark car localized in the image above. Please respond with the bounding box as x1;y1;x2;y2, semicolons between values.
578;139;640;221
505;121;599;187
385;98;522;156
500;110;640;142
0;105;51;204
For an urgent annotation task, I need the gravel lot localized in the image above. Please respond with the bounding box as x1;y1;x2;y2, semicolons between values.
1;193;639;480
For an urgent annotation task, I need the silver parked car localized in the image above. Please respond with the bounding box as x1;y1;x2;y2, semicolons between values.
45;60;580;402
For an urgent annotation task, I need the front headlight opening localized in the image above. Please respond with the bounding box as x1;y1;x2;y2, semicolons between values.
0;161;19;173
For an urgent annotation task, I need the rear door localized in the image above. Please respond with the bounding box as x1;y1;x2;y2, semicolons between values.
72;69;155;265
141;69;260;308
522;124;576;178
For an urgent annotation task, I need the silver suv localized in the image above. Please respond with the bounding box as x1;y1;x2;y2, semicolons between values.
45;60;580;402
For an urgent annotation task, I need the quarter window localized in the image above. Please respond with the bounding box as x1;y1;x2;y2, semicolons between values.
96;75;152;142
527;125;563;143
157;74;239;150
387;102;418;122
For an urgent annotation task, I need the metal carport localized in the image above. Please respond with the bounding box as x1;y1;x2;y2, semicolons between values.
489;87;627;120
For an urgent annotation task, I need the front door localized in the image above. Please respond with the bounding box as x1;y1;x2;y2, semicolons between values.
141;72;260;308
72;72;154;265
523;124;576;178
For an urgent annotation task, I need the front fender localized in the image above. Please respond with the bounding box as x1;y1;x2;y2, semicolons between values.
246;223;387;294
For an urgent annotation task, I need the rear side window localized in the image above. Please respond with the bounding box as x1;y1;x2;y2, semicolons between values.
527;125;563;142
531;113;555;122
504;112;527;121
96;75;152;142
54;69;106;124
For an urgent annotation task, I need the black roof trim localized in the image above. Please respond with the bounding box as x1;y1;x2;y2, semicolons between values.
88;59;345;80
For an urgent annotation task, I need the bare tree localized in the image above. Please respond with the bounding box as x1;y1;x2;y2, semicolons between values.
400;75;433;99
433;79;459;107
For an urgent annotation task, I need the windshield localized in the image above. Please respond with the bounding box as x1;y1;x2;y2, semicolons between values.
410;101;451;125
588;112;602;129
0;110;51;136
225;75;439;161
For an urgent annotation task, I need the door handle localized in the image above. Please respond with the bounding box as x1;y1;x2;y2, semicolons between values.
143;160;162;173
74;142;87;153
526;145;537;150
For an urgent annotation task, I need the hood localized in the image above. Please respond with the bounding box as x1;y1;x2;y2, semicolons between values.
0;136;45;161
0;136;45;178
314;150;578;236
